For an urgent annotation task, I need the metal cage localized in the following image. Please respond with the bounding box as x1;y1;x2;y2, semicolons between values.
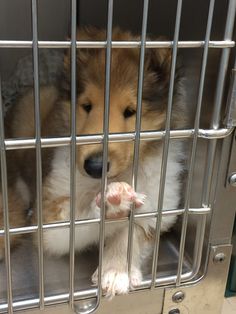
0;0;236;313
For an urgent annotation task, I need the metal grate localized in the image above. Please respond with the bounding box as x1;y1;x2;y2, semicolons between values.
0;0;236;313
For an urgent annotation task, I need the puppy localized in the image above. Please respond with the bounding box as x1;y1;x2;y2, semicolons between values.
0;149;30;260
2;27;185;298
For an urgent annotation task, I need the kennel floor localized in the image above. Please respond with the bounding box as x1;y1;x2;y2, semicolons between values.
0;232;191;308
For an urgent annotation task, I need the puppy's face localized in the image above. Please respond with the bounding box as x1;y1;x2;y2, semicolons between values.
63;28;176;179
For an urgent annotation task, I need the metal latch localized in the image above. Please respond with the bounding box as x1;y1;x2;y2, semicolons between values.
224;68;236;128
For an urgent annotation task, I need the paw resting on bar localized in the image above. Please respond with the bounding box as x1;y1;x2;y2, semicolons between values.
95;182;146;219
91;265;142;299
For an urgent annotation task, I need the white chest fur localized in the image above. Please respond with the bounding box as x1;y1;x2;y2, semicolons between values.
42;144;183;256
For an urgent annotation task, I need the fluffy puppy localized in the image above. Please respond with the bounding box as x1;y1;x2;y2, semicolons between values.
2;27;185;298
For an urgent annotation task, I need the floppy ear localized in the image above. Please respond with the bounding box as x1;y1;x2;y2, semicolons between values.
61;28;103;96
142;46;171;103
61;47;99;97
75;26;105;66
143;38;183;104
61;49;95;98
145;42;172;86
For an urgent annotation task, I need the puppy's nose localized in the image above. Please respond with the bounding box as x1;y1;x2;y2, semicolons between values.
84;154;110;178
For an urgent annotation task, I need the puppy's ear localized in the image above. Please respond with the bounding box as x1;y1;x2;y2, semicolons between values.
143;46;172;103
145;44;172;86
75;26;105;65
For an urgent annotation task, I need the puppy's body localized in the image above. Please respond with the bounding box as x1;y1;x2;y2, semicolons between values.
42;143;182;255
2;28;186;297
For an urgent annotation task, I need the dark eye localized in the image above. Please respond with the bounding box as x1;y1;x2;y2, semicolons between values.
123;107;136;119
82;103;92;113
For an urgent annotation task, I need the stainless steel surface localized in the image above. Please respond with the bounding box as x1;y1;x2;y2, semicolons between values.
0;234;181;312
213;252;226;264
69;0;77;309
152;0;183;288
201;0;236;207
95;2;113;314
128;0;149;276
209;130;236;245
225;69;236;128
0;0;235;313
163;245;232;314
176;0;215;286
0;40;234;49
3;127;234;150
229;173;236;186
0;206;211;236
172;291;185;303
31;0;44;309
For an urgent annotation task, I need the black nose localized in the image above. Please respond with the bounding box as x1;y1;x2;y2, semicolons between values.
84;154;110;178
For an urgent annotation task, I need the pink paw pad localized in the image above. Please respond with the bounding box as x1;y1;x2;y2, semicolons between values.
96;182;146;219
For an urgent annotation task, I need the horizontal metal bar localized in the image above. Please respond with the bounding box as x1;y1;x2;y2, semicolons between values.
0;40;234;49
4;128;233;150
0;207;211;236
0;266;203;313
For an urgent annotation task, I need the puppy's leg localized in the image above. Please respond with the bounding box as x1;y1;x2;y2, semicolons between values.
92;182;147;298
92;225;146;299
0;185;28;261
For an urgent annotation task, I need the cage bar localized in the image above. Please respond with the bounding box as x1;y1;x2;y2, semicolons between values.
0;78;13;313
4;127;233;151
151;0;183;288
31;0;45;308
202;0;236;207
93;0;114;312
69;0;77;309
0;40;234;49
0;206;211;236
0;263;207;313
127;0;149;278
0;0;235;312
176;0;215;286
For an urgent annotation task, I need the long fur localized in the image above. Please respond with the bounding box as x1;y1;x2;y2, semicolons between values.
1;27;186;297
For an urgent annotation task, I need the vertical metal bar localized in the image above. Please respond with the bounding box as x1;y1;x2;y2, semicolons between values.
127;0;149;275
96;0;113;308
69;0;77;308
0;78;13;313
202;0;236;206
176;0;215;286
190;216;207;274
151;0;183;288
31;0;44;308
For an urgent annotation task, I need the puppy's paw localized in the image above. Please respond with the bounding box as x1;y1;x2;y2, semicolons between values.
129;267;142;289
91;266;142;299
96;182;146;219
92;268;129;299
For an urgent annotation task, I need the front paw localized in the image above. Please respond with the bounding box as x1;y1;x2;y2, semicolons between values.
96;182;146;219
91;266;142;299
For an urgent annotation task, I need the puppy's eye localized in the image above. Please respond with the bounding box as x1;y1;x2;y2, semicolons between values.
123;107;136;119
82;103;92;113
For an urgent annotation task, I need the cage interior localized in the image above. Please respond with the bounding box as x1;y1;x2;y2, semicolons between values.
0;0;235;310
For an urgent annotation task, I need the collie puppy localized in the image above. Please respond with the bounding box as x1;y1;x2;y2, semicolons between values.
1;27;185;298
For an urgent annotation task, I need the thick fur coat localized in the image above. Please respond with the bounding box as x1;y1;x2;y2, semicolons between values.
1;28;185;297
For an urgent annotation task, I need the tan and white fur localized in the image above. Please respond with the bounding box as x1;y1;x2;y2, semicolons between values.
1;27;186;298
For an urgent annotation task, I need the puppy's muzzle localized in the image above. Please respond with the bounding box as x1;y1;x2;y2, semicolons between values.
84;153;110;179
